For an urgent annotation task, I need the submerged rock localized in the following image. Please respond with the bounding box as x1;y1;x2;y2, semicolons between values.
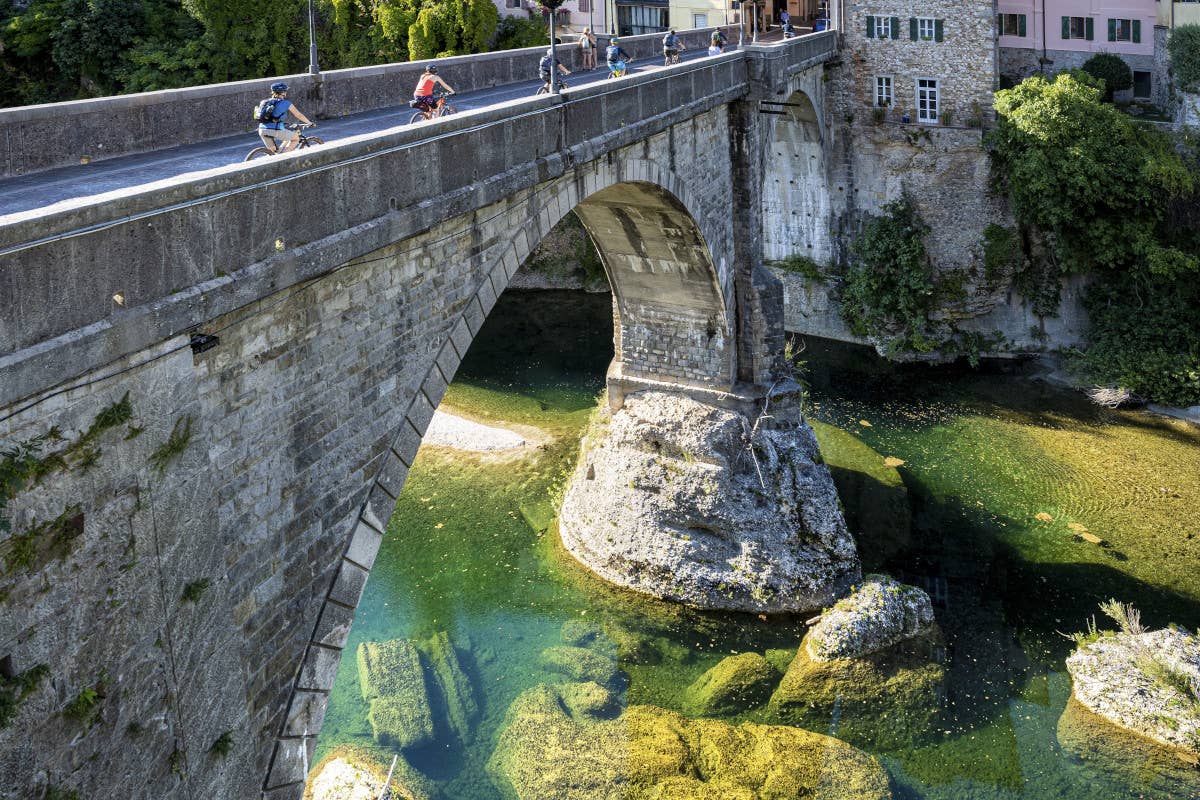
558;391;861;613
682;653;779;716
425;631;481;740
1065;626;1200;754
768;635;945;750
806;575;935;661
487;682;892;800
357;639;435;750
540;645;624;687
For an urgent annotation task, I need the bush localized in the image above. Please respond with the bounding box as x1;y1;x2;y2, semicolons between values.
494;16;548;50
1079;272;1200;406
1080;53;1132;101
1169;25;1200;92
840;199;940;355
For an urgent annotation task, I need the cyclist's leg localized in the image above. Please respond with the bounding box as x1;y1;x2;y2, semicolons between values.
258;130;278;154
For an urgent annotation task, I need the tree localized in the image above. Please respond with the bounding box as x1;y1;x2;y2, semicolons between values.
495;16;548;50
989;72;1194;277
1080;53;1132;101
1168;24;1200;92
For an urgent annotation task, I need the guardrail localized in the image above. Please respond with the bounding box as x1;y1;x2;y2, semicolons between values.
0;25;738;179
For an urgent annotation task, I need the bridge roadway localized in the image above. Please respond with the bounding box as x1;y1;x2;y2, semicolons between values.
0;49;728;219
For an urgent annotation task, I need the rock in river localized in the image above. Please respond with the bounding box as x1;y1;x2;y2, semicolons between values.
682;652;779;716
1065;626;1200;755
558;390;861;613
806;574;935;661
487;682;892;800
357;639;435;750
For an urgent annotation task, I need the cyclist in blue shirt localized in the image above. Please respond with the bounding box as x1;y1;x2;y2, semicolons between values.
539;48;571;92
257;82;314;154
606;38;631;78
662;29;685;65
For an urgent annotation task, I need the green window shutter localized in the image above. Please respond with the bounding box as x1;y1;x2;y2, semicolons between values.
891;17;900;39
1086;17;1094;41
1108;18;1116;41
910;17;918;41
935;18;944;42
1018;14;1027;37
866;15;874;37
1133;20;1141;43
1062;16;1070;39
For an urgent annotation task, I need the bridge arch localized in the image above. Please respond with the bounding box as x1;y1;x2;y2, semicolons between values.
761;84;833;266
264;161;736;796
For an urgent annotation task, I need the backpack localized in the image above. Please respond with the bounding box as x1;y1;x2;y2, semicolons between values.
711;30;725;43
663;33;678;47
539;54;553;73
253;97;282;124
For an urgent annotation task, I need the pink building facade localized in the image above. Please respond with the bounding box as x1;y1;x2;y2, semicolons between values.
997;0;1159;99
493;0;610;37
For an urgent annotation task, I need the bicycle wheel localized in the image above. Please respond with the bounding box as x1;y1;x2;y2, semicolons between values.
244;147;272;162
535;85;549;96
409;112;427;124
439;105;457;116
303;137;325;147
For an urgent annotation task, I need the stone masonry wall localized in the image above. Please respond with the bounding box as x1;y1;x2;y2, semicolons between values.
0;106;747;800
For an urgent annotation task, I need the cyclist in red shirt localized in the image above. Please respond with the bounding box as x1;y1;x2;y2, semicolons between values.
413;65;455;113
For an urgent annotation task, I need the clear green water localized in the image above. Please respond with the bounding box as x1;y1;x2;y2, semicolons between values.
316;290;1200;799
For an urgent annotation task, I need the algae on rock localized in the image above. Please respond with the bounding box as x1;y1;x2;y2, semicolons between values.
682;653;779;717
357;639;435;750
487;681;892;800
540;645;624;688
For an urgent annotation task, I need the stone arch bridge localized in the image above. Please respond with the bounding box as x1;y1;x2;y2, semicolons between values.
0;32;836;800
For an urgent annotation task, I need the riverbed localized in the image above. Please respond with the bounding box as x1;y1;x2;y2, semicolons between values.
314;290;1200;800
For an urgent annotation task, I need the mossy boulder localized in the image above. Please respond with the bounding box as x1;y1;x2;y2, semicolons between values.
682;653;779;716
767;634;944;751
487;682;892;800
357;639;435;750
562;619;606;647
604;622;664;665
540;645;624;687
425;630;480;740
807;574;935;661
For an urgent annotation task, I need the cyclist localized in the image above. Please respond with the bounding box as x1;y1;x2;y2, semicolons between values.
413;65;455;115
710;28;728;54
606;38;631;78
538;48;571;93
257;82;314;154
662;29;685;65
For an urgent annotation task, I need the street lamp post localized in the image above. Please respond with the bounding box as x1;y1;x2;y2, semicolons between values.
544;0;566;94
307;0;320;74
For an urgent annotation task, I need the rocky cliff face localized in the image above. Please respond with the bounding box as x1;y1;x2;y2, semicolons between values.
558;390;861;614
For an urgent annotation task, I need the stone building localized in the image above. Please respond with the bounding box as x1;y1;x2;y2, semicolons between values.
839;0;997;125
997;0;1158;102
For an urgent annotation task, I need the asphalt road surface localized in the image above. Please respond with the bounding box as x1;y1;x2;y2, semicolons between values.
0;48;730;220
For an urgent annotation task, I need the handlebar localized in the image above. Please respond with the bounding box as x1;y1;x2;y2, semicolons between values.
285;122;316;130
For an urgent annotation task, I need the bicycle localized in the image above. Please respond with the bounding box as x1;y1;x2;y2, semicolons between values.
243;123;322;161
409;91;457;124
535;76;570;95
607;61;627;79
664;48;684;66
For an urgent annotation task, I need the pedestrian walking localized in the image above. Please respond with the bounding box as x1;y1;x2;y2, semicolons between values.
580;27;597;70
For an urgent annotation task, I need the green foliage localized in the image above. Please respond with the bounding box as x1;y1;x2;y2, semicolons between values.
149;416;193;475
64;679;105;725
0;663;50;728
495;16;548;50
1080;53;1132;101
1078;272;1200;406
1169;25;1200;92
0;434;51;536
3;505;84;576
181;577;211;603
43;787;81;800
840;198;940;355
990;73;1195;277
768;254;826;284
1099;598;1146;635
982;224;1021;284
210;729;234;757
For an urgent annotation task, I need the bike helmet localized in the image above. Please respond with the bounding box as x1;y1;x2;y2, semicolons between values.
610;37;619;43
270;81;289;94
426;64;438;74
546;48;554;55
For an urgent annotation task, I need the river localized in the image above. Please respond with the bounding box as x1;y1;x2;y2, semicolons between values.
314;289;1200;800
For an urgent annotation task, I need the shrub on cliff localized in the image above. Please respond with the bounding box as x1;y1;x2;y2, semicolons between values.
1169;25;1200;92
840;199;940;355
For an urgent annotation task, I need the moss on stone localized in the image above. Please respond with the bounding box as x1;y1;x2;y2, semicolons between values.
424;631;480;742
682;652;779;717
356;640;435;750
604;622;663;665
767;633;945;751
487;682;892;800
561;618;605;647
540;645;623;687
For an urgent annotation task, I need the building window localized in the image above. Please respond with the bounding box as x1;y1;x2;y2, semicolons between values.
875;75;893;107
1108;18;1142;43
998;13;1026;37
617;3;668;36
916;17;936;40
693;12;707;28
917;78;939;124
1063;16;1094;41
506;0;520;7
579;0;590;11
1133;70;1152;98
866;15;894;38
908;16;943;42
